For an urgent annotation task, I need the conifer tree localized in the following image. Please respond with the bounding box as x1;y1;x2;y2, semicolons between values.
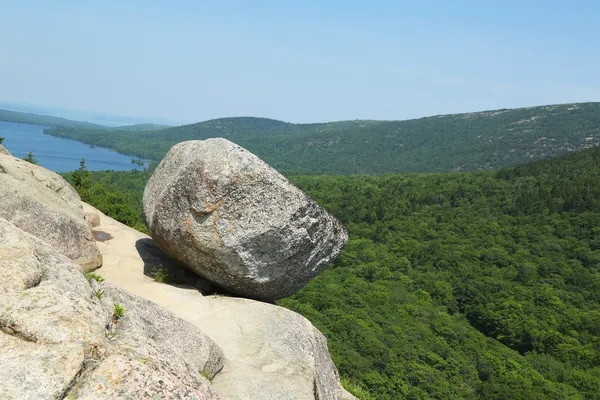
22;151;37;164
71;158;92;201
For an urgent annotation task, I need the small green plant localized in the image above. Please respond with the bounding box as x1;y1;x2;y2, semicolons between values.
200;368;213;382
152;266;170;283
0;137;4;145
95;289;104;299
340;377;376;400
22;151;38;164
113;303;125;320
85;271;105;283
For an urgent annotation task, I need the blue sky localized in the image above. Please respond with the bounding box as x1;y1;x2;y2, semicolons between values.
1;0;599;124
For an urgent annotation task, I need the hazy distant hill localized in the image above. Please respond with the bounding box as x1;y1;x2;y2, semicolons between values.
46;102;600;174
0;102;177;127
0;109;167;133
108;124;168;131
0;109;106;129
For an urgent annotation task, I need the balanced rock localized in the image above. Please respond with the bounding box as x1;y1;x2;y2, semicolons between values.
0;217;224;399
0;152;102;270
143;139;348;300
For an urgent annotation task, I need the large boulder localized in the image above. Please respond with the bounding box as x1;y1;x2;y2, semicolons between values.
143;139;348;300
0;152;102;270
0;217;224;399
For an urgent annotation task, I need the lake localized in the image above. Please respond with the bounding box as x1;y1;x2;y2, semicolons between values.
0;121;146;172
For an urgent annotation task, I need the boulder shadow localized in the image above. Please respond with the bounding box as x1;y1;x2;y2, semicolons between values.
135;238;217;294
135;238;263;300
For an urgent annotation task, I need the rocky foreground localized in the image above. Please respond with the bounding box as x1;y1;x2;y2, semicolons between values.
0;143;355;399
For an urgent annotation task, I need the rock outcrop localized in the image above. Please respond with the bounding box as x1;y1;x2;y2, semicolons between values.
143;139;348;301
197;297;356;400
0;144;10;155
84;203;356;400
0;152;102;270
0;144;355;399
0;217;224;399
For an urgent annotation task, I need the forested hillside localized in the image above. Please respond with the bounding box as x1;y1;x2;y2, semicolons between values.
47;102;600;174
282;146;600;399
75;145;600;399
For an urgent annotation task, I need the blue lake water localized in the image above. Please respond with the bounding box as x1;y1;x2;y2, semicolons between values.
0;121;146;172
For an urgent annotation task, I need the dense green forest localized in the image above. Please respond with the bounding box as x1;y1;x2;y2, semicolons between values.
46;102;600;174
74;145;600;399
61;162;151;233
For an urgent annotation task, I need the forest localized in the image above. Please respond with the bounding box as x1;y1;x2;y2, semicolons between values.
45;102;600;174
64;143;600;399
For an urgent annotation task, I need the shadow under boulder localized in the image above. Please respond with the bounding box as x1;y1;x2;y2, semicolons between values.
135;238;230;296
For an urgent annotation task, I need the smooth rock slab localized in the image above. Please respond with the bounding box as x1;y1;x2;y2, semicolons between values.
0;152;102;270
143;139;348;300
0;217;224;399
197;297;357;400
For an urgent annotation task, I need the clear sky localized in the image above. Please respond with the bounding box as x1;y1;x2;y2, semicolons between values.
1;0;599;124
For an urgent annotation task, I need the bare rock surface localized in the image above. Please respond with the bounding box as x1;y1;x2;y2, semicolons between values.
74;284;224;400
143;139;348;301
0;216;224;399
0;144;10;155
196;297;357;400
87;203;356;400
0;152;102;270
84;211;101;228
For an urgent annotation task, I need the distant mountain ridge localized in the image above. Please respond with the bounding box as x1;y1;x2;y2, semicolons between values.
40;102;600;174
0;109;106;129
3;102;600;174
0;101;177;126
0;109;168;132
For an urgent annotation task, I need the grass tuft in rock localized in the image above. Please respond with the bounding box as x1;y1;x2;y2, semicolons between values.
85;271;105;283
113;303;125;320
200;368;214;382
151;266;171;283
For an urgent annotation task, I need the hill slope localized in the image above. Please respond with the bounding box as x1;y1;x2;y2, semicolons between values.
281;145;600;398
0;109;168;132
77;145;600;399
0;109;106;129
46;102;600;174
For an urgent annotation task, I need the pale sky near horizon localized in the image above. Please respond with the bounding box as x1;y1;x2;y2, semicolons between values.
1;0;599;124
